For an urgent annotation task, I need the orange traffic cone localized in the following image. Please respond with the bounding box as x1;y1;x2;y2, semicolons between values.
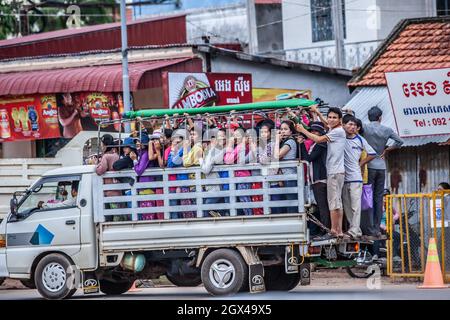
128;280;142;292
418;238;448;289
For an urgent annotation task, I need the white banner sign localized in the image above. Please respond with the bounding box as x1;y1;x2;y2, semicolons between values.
385;68;450;137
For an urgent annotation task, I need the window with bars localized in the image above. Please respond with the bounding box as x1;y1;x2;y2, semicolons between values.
311;0;346;42
437;0;450;15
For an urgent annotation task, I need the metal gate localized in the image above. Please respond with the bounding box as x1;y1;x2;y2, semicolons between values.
386;190;450;281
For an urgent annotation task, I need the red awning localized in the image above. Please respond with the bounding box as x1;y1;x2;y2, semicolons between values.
0;58;201;95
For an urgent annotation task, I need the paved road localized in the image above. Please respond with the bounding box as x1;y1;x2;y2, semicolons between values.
1;283;449;300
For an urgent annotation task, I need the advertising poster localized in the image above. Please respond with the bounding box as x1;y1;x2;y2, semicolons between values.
385;68;450;137
0;95;60;142
166;72;252;109
252;88;312;102
56;92;123;139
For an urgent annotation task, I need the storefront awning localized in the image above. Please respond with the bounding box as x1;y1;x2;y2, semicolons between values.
0;58;201;95
345;86;450;147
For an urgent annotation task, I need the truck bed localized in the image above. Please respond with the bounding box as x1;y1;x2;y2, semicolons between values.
100;214;307;252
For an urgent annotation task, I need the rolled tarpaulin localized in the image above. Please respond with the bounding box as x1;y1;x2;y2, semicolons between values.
122;99;316;119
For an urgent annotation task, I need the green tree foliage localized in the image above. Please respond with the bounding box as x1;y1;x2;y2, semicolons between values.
0;0;117;40
0;1;19;40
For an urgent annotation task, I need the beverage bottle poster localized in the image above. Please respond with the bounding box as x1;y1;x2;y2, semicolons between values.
0;95;60;142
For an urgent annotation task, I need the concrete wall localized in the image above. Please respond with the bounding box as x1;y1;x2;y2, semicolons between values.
1;141;35;158
211;55;352;106
282;0;432;51
133;87;165;109
186;6;249;44
376;0;429;39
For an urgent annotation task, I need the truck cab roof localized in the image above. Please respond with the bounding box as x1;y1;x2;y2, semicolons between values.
43;165;96;177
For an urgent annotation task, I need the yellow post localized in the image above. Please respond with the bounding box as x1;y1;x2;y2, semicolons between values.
432;192;438;248
419;195;425;272
386;195;391;276
403;195;413;273
439;191;446;277
398;198;405;274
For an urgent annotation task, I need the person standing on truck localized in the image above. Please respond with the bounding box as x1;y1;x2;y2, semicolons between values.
255;120;282;214
362;106;404;238
167;129;189;219
224;126;253;216
200;128;229;217
180;126;204;218
295;106;346;238
274;120;299;214
132;133;163;220
341;115;376;239
297;121;330;238
95;134;119;175
95;134;123;221
112;137;137;171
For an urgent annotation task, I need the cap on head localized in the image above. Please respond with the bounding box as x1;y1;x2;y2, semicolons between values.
172;128;189;140
122;137;136;149
309;121;326;135
101;134;114;147
150;132;161;140
137;133;150;145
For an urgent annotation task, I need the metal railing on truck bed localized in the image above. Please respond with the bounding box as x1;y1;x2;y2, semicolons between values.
93;161;308;251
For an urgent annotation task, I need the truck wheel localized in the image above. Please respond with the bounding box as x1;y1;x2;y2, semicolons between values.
20;279;36;289
99;279;134;295
166;273;202;287
201;249;248;296
264;266;300;291
34;254;78;300
0;277;4;286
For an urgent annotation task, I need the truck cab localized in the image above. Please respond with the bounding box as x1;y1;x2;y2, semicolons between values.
1;166;98;298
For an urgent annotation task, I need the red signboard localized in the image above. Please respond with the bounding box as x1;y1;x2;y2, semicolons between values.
165;72;252;109
0;95;60;142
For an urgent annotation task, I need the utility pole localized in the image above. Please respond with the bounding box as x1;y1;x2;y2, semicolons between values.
120;0;131;133
246;0;258;54
332;0;345;69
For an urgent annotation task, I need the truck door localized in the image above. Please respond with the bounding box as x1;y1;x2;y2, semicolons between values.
6;175;82;274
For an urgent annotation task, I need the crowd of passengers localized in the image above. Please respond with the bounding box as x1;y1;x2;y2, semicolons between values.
88;104;406;243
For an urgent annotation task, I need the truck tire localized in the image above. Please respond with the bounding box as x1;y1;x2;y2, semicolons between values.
20;279;36;289
0;277;4;286
166;273;202;287
201;249;248;296
34;253;78;300
264;266;300;291
99;279;134;295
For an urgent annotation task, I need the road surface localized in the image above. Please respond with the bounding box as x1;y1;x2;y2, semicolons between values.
1;270;449;300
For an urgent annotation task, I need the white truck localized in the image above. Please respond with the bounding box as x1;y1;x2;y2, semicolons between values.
0;159;361;300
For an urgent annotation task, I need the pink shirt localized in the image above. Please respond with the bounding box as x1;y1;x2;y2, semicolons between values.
224;144;251;177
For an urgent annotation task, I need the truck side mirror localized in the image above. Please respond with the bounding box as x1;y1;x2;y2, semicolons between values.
10;195;18;215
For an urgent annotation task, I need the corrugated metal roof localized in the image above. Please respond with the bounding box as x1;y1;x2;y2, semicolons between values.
0;58;201;94
0;15;187;61
345;86;450;147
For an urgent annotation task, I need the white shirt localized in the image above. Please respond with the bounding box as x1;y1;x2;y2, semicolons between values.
325;126;346;175
42;197;77;209
344;134;376;182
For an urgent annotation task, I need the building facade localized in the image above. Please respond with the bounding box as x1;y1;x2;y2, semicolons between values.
282;0;450;70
